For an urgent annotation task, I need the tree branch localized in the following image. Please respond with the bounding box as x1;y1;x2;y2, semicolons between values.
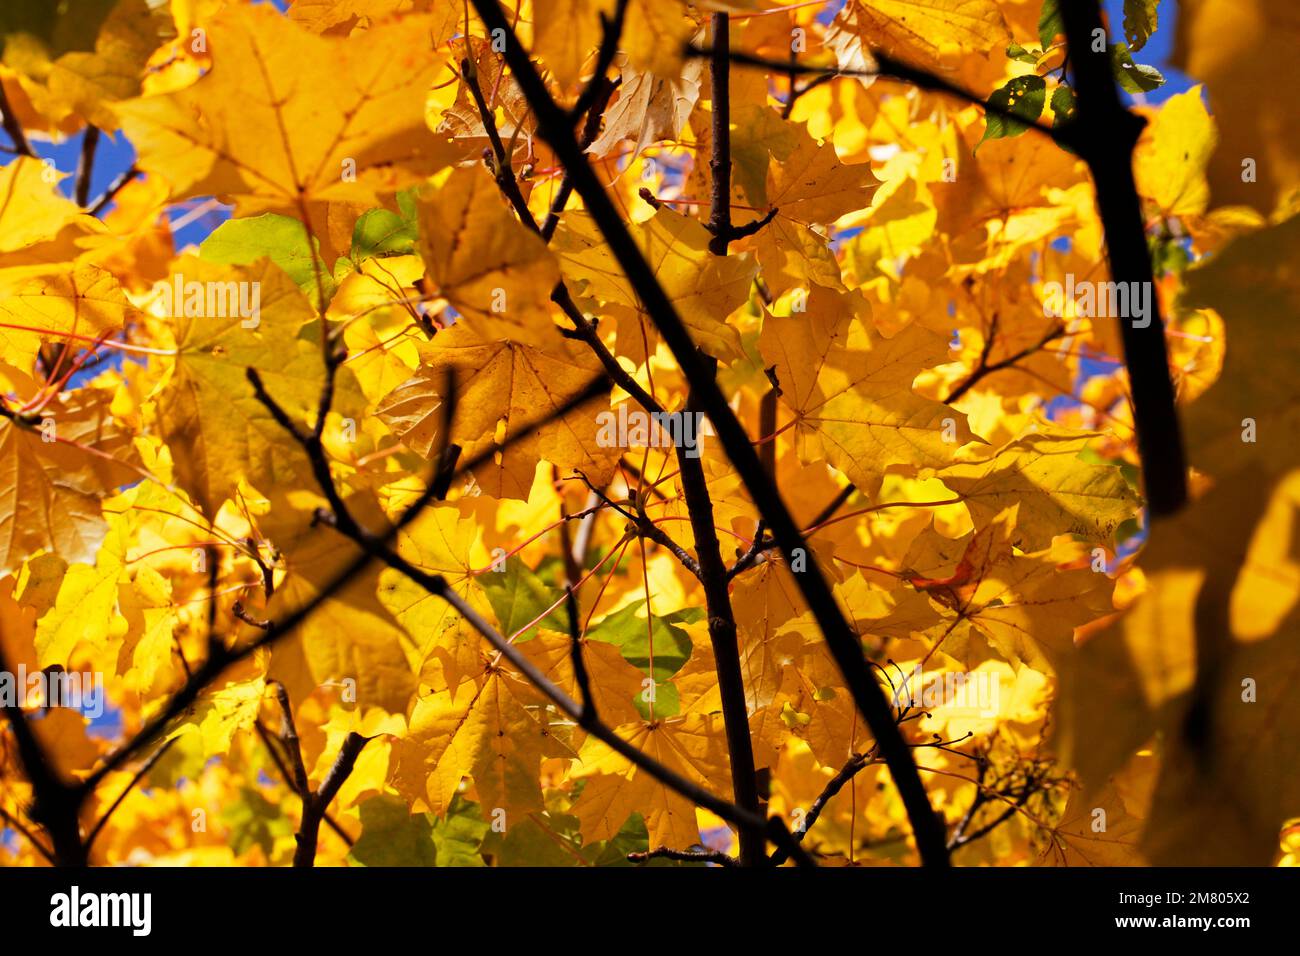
249;357;815;864
74;126;100;208
73;374;606;798
769;747;880;866
84;736;178;855
707;13;733;256
254;722;353;848
628;844;739;867
88;165;141;216
689;45;1068;147
293;732;370;867
1058;1;1187;517
568;0;629;122
0;641;84;864
676;355;765;866
944;318;1066;405
0;82;33;156
469;0;949;867
0;801;55;865
704;13;1187;517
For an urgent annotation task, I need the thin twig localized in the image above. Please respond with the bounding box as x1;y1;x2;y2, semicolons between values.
84;736;179;853
74;127;100;208
628;845;739;866
0;83;33;156
88;165;141;216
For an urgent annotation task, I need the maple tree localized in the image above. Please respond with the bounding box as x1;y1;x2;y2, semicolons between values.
0;0;1297;871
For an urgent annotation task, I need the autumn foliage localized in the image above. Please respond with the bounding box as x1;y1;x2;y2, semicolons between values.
0;0;1298;869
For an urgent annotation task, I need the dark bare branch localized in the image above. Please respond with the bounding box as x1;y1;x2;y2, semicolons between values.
469;0;949;867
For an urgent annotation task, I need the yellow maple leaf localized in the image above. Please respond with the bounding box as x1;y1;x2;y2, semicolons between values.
415;165;562;348
571;713;733;849
760;287;977;497
376;323;618;500
554;207;754;363
938;426;1139;551
117;4;458;213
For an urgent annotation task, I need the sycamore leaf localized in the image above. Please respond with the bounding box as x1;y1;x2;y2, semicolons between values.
480;557;569;639
1054;216;1300;865
764;123;878;226
0;157;104;262
1043;753;1154;866
152;256;349;516
1173;0;1300;212
729;559;810;714
287;0;461;40
0;387;139;581
587;52;703;157
1054;468;1300;865
415;165;562;348
186;668;266;757
751;641;862;768
554;208;754;363
350;190;419;262
622;0;695;78
586;599;702;681
1180;213;1300;481
903;513;1114;673
534;0;616;90
1134;86;1216;220
938;427;1139;551
1;0;174;129
571;713;732;848
0;264;137;375
521;627;646;729
152;257;366;520
375;323;618;500
1049;84;1077;128
436;36;532;149
1038;0;1064;48
759;288;977;497
200;214;336;308
263;490;419;717
117;4;458;212
1122;0;1159;52
828;0;1010;67
391;666;574;819
117;563;178;696
374;501;484;696
1110;42;1164;94
348;792;487;867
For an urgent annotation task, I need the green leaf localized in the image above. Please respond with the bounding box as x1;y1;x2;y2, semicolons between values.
348;794;437;866
1122;0;1159;52
431;795;490;866
350;189;419;261
220;786;292;858
1049;83;1077;128
1110;42;1165;93
348;793;488;866
632;678;680;720
1149;233;1191;277
200;213;335;307
0;0;116;59
481;812;584;867
978;75;1048;149
1006;41;1040;65
1037;0;1064;48
586;600;701;680
480;557;569;641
